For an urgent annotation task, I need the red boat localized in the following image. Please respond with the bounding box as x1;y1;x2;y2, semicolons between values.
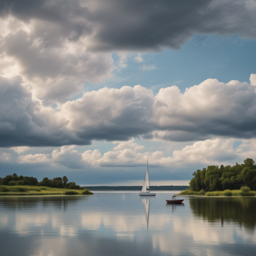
166;199;184;204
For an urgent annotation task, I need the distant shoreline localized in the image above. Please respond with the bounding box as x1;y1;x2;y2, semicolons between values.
82;185;189;191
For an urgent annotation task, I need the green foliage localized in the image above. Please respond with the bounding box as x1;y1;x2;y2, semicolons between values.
244;158;255;167
189;158;256;192
241;186;250;193
82;189;93;195
0;185;93;196
16;187;27;192
198;189;206;195
240;186;254;196
17;180;24;185
8;180;17;186
64;191;78;195
0;174;80;190
0;186;9;192
179;189;197;195
68;182;80;189
62;176;68;187
224;189;232;196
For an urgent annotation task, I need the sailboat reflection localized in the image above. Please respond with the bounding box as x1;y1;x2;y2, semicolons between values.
141;198;150;230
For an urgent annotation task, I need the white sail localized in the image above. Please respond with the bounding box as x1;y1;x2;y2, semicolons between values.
139;158;156;196
141;169;150;192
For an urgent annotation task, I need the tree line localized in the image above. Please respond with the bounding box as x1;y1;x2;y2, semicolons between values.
189;158;256;191
0;174;81;189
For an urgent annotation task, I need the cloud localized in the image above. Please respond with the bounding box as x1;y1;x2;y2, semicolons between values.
18;153;51;164
152;77;256;141
11;146;30;154
1;0;256;53
61;85;154;142
139;65;157;71
135;53;143;63
2;74;256;147
0;76;90;147
0;18;114;103
82;0;256;51
117;52;128;69
52;145;84;169
0;138;243;169
0;0;256;104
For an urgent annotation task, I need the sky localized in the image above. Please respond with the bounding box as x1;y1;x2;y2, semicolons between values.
1;0;256;185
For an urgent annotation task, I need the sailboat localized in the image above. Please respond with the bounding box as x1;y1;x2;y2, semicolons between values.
139;159;156;196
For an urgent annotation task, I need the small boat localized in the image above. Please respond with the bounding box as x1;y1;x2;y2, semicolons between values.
139;159;156;196
166;199;184;204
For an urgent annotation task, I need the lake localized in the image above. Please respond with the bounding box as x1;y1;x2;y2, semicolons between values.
0;192;256;256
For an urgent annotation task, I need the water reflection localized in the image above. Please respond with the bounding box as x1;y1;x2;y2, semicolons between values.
0;193;255;256
189;197;256;231
166;203;185;213
0;196;86;210
141;198;150;229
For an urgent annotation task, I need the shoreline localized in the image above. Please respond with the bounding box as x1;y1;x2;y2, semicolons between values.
0;194;92;198
179;189;256;197
0;185;93;196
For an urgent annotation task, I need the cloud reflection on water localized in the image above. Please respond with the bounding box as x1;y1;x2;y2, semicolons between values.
0;194;255;256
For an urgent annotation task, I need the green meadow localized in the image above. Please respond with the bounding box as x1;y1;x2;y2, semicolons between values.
0;185;93;196
180;186;256;197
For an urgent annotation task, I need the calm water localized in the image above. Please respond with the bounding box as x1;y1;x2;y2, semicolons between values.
0;192;256;256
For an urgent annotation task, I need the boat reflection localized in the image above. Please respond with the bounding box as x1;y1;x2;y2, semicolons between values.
166;203;185;213
141;198;150;230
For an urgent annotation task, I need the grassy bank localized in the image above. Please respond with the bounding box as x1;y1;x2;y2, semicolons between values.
0;185;93;196
179;188;256;197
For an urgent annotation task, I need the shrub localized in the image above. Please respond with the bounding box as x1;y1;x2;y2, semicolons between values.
68;182;80;189
30;188;41;192
180;189;196;195
0;186;9;192
16;187;27;192
224;189;232;196
8;180;17;186
82;189;93;195
241;186;250;193
198;189;206;195
205;192;212;196
64;191;78;195
17;180;24;185
240;186;254;196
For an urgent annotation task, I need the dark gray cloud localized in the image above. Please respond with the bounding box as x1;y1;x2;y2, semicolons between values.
0;76;90;147
1;0;256;51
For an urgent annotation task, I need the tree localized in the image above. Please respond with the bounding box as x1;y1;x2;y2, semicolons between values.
52;177;64;188
188;158;256;192
62;176;68;187
39;177;51;187
244;158;255;168
67;182;80;189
